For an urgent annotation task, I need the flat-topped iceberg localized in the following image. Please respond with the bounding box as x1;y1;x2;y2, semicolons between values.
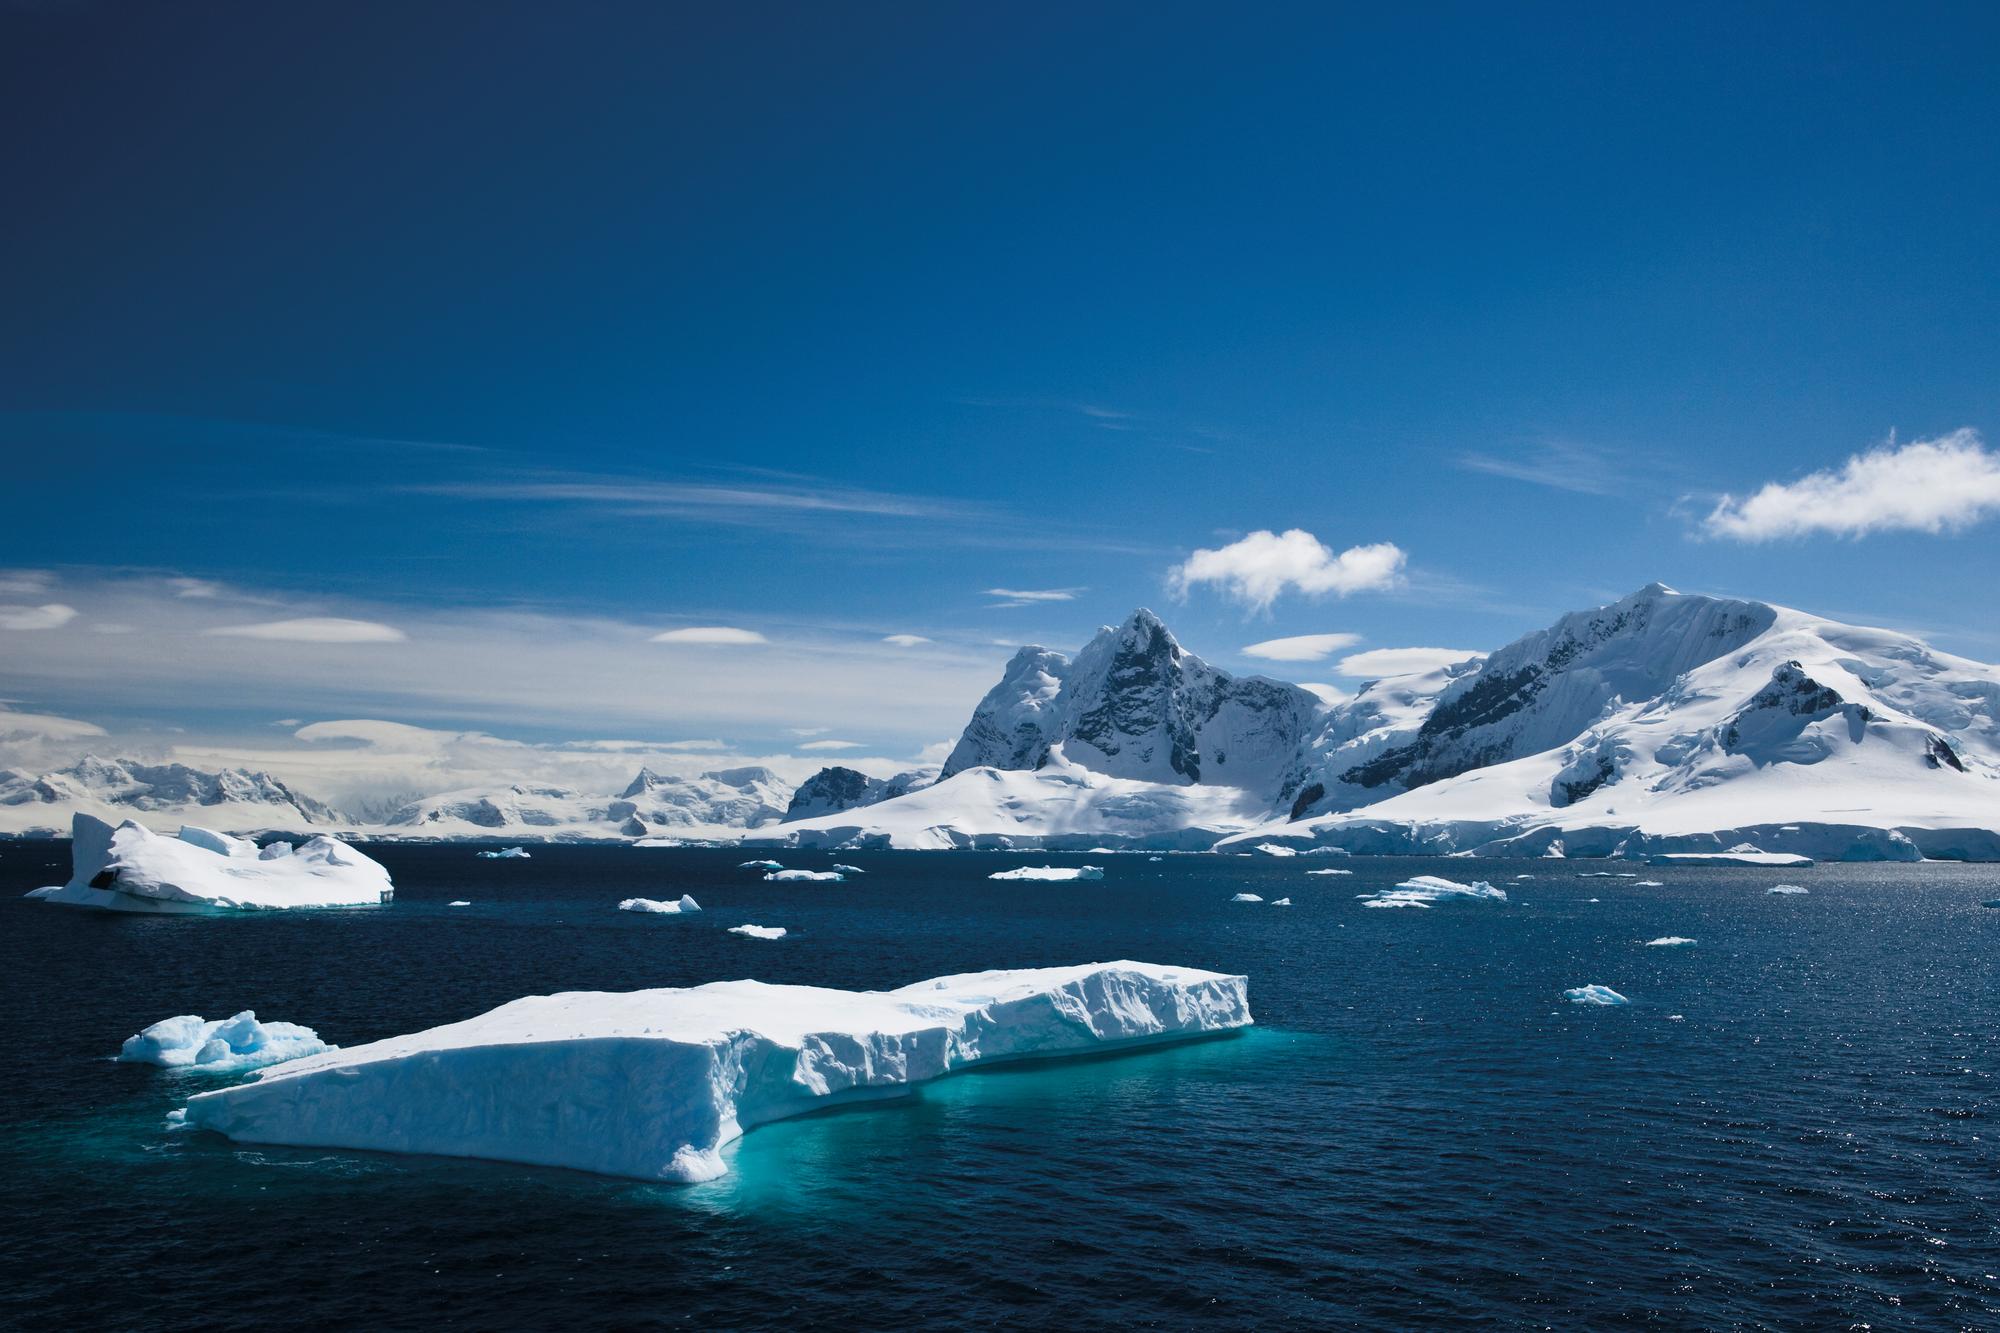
1359;875;1507;910
738;860;783;871
764;869;842;882
30;814;392;913
177;961;1252;1182
620;895;701;914
1231;892;1264;903
476;847;531;860
988;865;1104;882
729;924;786;939
120;1011;330;1073
1644;936;1697;947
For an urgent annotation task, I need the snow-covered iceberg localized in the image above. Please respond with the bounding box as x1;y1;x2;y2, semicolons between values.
1359;875;1507;909
738;860;784;871
1231;892;1264;903
1644;936;1697;947
120;1011;330;1073
1564;985;1630;1005
830;864;866;875
764;869;843;882
1305;868;1352;876
1270;897;1292;906
31;814;392;913
729;924;786;940
176;961;1252;1182
988;865;1104;882
620;895;701;914
1767;884;1809;895
476;846;531;860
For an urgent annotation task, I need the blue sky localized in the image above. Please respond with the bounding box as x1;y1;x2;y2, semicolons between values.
2;3;1997;789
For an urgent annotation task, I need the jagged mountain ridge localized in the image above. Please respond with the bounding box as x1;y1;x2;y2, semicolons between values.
0;755;342;834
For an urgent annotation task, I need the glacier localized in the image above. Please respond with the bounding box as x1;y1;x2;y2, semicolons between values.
175;962;1253;1182
29;814;392;913
120;1011;330;1073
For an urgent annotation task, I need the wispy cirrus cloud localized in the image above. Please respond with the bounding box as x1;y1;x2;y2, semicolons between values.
1239;632;1362;662
1170;530;1406;612
1456;439;1632;496
798;739;862;751
882;633;932;646
649;626;770;645
206;617;408;644
1704;429;2000;541
984;587;1084;608
0;603;80;631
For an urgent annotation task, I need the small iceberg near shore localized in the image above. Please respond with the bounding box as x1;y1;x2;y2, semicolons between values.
120;1011;330;1073
1359;875;1507;910
729;924;787;940
620;895;701;914
175;961;1251;1182
1564;985;1629;1006
764;869;843;882
476;847;531;860
30;814;392;913
989;865;1104;882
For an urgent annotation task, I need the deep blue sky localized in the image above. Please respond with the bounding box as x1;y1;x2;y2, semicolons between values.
2;2;1997;758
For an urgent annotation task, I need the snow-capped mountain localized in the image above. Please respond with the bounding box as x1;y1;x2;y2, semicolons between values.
385;766;796;840
782;765;938;821
0;756;342;836
767;589;2000;857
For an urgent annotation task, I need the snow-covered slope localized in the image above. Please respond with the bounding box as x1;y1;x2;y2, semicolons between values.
179;961;1252;1182
383;766;796;840
1229;584;2000;860
782;765;937;821
0;755;341;837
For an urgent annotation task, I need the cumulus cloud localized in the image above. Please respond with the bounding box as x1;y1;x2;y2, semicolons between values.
0;604;80;631
206;617;407;643
882;633;932;647
1705;429;2000;541
1169;530;1405;610
1337;647;1480;678
649;626;770;645
1240;632;1362;662
798;739;862;751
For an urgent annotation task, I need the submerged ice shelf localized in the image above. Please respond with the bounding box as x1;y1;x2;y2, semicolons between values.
177;961;1252;1183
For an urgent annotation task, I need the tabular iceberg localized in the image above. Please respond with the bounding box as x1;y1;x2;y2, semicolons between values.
729;924;786;939
988;865;1104;882
177;961;1252;1183
29;814;392;913
120;1011;330;1073
620;895;701;914
764;869;843;882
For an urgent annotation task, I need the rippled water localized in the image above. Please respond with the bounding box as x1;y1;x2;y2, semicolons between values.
3;843;1997;1329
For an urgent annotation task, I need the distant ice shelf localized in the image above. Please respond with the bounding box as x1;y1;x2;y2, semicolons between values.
176;961;1253;1182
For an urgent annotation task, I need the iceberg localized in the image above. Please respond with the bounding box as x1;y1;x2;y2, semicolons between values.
1564;985;1630;1006
620;895;701;914
448;900;471;907
1359;875;1507;909
1231;893;1264;903
1644;937;1697;947
1650;850;1813;867
120;1011;330;1073
1269;897;1292;906
738;860;784;871
988;865;1105;882
729;924;787;940
830;864;866;875
1305;868;1352;876
31;814;392;913
764;869;843;882
1767;885;1809;895
176;962;1250;1183
476;847;532;860
1253;843;1299;857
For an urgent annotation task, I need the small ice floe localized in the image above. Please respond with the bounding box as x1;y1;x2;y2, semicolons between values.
831;864;865;875
1587;898;1600;903
1269;897;1292;907
1306;868;1352;876
1147;856;1163;862
1577;872;1616;878
119;1011;330;1073
1644;936;1697;947
1666;1014;1686;1021
988;866;1104;882
1231;893;1264;903
448;900;472;907
1253;843;1299;858
1563;985;1629;1006
1360;875;1507;910
477;847;532;860
738;860;784;872
620;895;701;914
729;924;787;940
1513;874;1535;880
765;869;843;882
1767;885;1809;895
1634;880;1663;887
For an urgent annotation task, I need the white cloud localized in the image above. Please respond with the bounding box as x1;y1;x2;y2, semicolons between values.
1456;440;1629;496
789;726;831;737
649;626;769;645
1169;530;1406;610
983;587;1083;609
1297;683;1353;708
799;739;862;751
1240;632;1362;662
882;633;932;646
914;739;954;764
0;603;80;631
0;570;56;596
206;617;408;643
1705;429;2000;541
168;577;225;599
0;704;106;743
1337;647;1480;678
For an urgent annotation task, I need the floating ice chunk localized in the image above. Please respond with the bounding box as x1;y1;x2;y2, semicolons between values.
120;1011;330;1073
729;924;787;939
738;860;784;871
1587;898;1600;903
1252;843;1299;857
1634;880;1663;887
620;895;701;914
1650;850;1812;867
31;814;392;913
1513;874;1534;880
448;900;471;907
1767;885;1809;895
176;961;1251;1182
1231;893;1264;903
764;869;843;882
830;864;865;875
1666;1014;1685;1021
1564;985;1629;1006
476;847;532;860
1360;875;1508;909
988;865;1105;882
1305;868;1352;876
1147;856;1163;862
1269;897;1292;907
1644;936;1696;947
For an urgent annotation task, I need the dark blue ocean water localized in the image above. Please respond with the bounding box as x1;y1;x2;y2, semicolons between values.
2;843;1997;1330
